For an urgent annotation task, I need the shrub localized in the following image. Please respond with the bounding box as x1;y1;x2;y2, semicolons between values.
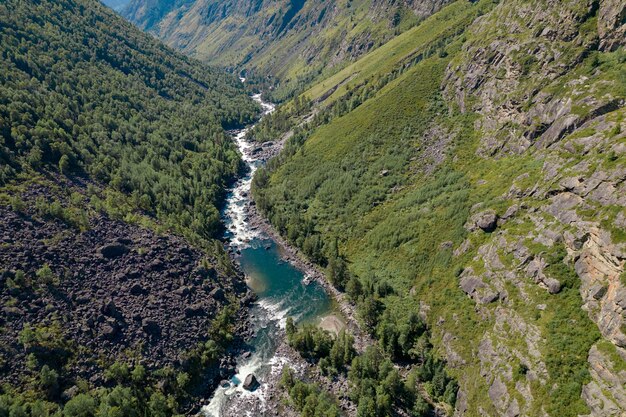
63;394;96;417
36;265;58;286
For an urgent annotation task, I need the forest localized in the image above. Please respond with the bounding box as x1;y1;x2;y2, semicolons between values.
0;0;259;414
0;0;258;240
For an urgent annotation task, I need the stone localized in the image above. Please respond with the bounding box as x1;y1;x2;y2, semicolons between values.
590;284;608;300
61;385;79;402
488;377;509;411
100;323;118;339
598;0;626;51
242;373;260;391
544;278;562;295
102;299;120;317
98;243;129;259
184;304;206;317
440;240;454;249
130;283;145;296
175;286;191;297
148;259;164;271
480;291;501;304
460;275;485;296
501;204;519;220
476;211;498;232
142;319;160;336
210;288;225;301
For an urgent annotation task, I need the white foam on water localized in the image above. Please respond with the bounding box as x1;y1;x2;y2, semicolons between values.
203;294;295;416
203;94;283;416
222;95;275;249
202;350;268;417
257;298;291;329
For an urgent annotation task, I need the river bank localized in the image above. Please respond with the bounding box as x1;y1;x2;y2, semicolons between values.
203;92;353;417
201;91;371;417
243;124;374;354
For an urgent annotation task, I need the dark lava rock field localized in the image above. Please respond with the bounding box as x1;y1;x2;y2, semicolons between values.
0;182;253;390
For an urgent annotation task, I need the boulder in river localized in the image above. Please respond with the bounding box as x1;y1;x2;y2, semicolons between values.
242;373;260;391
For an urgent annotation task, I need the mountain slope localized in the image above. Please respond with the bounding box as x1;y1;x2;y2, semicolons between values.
0;0;258;239
123;0;453;100
252;0;626;415
0;0;256;413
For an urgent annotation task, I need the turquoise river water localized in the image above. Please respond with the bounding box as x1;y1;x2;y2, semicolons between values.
202;93;334;416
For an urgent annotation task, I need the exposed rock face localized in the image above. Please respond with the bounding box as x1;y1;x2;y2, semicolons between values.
582;343;626;416
0;183;251;387
369;0;452;20
435;1;626;415
598;0;626;51
443;0;623;157
450;108;626;417
571;230;626;376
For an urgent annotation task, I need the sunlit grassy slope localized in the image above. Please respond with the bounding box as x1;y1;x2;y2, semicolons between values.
254;0;626;414
303;0;489;104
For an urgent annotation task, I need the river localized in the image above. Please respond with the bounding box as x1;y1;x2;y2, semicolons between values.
202;93;335;416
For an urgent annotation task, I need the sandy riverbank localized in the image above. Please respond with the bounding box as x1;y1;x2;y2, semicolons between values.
319;314;346;336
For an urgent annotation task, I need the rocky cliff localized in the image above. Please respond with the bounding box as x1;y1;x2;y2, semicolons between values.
443;1;626;415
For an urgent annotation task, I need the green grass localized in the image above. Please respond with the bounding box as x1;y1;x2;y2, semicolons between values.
303;0;495;105
254;0;626;415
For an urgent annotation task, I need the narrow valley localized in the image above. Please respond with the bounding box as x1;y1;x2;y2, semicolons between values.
204;94;336;416
2;1;625;417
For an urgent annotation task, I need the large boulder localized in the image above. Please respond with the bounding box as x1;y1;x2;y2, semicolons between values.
242;373;260;391
184;303;206;318
475;211;499;233
100;323;118;340
98;243;129;259
142;318;160;336
210;287;225;302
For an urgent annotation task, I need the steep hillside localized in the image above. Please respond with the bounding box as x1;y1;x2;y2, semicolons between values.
0;0;256;414
252;0;626;416
123;0;453;100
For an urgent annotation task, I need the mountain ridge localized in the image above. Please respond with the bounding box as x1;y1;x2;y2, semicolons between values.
123;0;454;99
0;0;256;413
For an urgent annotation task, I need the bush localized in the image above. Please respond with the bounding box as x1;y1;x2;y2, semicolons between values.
63;394;96;417
39;365;59;397
36;265;58;286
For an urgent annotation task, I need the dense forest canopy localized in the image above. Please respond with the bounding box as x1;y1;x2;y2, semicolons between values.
0;0;259;414
0;0;258;238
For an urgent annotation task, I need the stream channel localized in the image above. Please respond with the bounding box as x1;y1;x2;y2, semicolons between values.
202;92;335;416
